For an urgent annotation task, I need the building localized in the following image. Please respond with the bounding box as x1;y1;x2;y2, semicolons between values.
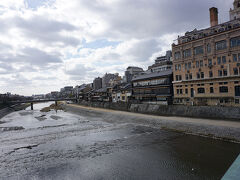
93;77;102;90
112;83;132;103
60;86;73;97
32;94;45;100
90;87;111;102
123;66;144;83
147;51;172;73
109;75;122;87
230;0;240;20
131;69;173;105
102;73;119;88
172;1;240;106
78;84;92;101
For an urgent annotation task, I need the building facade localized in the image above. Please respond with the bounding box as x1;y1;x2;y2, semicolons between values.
123;66;144;83
230;0;240;21
93;77;102;90
102;73;119;88
132;70;173;105
147;51;172;73
111;83;132;103
172;2;240;106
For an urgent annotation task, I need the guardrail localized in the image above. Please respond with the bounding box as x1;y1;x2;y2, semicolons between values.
222;154;240;180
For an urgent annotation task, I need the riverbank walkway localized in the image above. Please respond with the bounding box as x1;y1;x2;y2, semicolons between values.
68;104;240;130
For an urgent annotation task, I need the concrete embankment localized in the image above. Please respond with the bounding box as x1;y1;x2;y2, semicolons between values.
65;103;240;143
0;104;30;119
78;101;240;121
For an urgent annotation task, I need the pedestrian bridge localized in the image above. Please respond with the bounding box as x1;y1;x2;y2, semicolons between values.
10;98;77;110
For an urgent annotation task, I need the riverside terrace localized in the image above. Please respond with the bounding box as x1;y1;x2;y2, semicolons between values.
9;98;77;110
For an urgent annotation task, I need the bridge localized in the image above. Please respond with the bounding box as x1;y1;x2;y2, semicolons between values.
10;98;77;110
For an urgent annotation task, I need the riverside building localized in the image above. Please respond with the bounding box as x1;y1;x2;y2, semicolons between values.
172;0;240;106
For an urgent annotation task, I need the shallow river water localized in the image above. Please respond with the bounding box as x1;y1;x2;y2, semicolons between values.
0;102;239;180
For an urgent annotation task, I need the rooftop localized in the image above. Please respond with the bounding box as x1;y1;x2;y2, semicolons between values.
132;69;172;82
173;18;240;46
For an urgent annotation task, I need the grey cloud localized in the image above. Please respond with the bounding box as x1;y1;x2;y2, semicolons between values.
21;47;62;65
66;64;94;76
126;39;160;62
0;47;63;73
11;15;80;46
80;0;232;39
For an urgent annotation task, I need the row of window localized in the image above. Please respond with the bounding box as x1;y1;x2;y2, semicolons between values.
175;54;240;71
176;86;229;95
175;68;239;81
174;36;240;60
133;78;169;87
175;68;228;81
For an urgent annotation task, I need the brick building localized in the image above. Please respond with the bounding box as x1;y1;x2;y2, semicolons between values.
172;1;240;106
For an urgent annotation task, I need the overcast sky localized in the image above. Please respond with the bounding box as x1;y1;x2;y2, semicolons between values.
0;0;233;96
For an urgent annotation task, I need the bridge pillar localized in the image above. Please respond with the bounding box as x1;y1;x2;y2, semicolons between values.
31;103;33;110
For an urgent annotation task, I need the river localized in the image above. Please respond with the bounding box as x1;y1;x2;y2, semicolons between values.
0;102;239;180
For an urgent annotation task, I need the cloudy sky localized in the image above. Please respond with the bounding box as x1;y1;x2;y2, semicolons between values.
0;0;233;96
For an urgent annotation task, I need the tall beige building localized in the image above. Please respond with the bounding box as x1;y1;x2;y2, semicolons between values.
172;0;240;106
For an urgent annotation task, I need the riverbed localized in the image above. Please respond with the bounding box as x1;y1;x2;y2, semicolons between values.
0;102;239;180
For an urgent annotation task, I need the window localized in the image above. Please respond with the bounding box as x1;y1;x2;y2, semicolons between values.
219;86;228;93
180;89;183;94
200;60;203;67
198;88;205;94
207;44;211;53
183;49;191;58
175;65;178;71
233;54;238;62
177;89;179;94
194;46;204;55
185;74;189;80
216;40;227;50
222;56;226;64
235;86;240;96
188;62;192;69
210;87;214;93
201;72;204;79
217;57;221;64
197;72;200;79
185;89;188;94
238;53;240;61
189;74;192;79
235;99;240;104
208;59;212;66
209;71;213;77
218;70;223;77
178;64;181;71
175;75;182;81
230;36;240;47
185;63;187;70
196;61;199;68
234;68;239;75
175;51;181;60
223;69;228;76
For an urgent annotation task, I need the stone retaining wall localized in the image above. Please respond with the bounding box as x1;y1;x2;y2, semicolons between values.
0;104;30;119
78;101;240;121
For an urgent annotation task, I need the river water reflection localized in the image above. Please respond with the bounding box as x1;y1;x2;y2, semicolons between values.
0;102;239;180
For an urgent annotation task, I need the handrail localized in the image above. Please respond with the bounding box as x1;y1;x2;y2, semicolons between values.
222;154;240;180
